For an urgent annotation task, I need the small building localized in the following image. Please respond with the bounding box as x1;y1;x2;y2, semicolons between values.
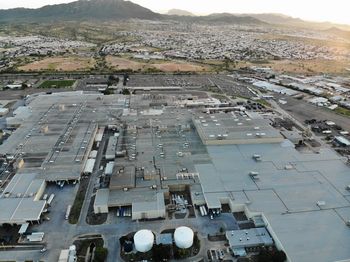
93;189;109;214
226;227;273;251
156;233;173;245
132;192;166;220
109;166;135;190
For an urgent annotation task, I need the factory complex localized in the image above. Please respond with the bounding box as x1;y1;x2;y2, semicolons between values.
0;91;350;262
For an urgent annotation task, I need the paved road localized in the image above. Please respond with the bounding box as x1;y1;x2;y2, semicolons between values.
0;207;237;261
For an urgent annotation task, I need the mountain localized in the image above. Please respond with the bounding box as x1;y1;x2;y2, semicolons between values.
0;0;161;22
1;1;347;30
166;9;195;16
0;2;266;25
248;13;350;31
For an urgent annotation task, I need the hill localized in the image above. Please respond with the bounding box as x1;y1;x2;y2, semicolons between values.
0;0;161;22
323;27;350;40
166;9;195;16
0;1;264;25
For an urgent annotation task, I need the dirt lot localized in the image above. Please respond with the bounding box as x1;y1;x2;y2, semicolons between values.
106;56;146;71
258;59;350;75
106;56;210;72
18;57;96;72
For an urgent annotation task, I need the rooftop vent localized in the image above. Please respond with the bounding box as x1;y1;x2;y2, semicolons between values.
317;201;326;207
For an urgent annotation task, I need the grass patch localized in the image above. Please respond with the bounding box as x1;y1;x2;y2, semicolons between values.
73;236;105;262
256;99;271;107
334;106;350;117
69;177;89;224
39;80;75;89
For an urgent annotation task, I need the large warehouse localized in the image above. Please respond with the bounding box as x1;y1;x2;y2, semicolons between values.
92;94;350;262
3;91;349;261
0;92;128;225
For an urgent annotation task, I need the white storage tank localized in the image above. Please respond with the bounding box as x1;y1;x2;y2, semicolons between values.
174;226;194;249
134;230;154;252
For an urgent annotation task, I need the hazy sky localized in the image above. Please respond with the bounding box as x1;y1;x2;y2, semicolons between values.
1;0;349;25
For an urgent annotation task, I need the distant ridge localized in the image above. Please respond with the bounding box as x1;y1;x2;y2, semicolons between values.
0;1;349;31
247;13;350;31
0;0;265;25
166;9;195;16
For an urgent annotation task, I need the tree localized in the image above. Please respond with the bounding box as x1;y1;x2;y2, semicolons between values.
257;247;287;262
174;248;190;259
122;88;130;95
152;244;171;261
94;247;108;262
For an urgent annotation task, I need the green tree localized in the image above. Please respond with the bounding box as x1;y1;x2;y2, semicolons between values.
94;247;108;262
152;244;171;261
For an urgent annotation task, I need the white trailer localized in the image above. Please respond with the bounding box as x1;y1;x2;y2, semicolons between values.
58;249;69;262
105;161;115;175
27;232;45;242
65;205;72;220
83;159;95;175
199;206;205;216
47;194;55;206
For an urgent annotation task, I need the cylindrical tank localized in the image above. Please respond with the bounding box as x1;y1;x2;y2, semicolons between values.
174;226;194;249
134;230;154;252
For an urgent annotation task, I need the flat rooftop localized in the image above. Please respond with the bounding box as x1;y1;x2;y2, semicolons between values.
196;140;350;262
0;92;127;182
226;227;273;249
193;112;283;145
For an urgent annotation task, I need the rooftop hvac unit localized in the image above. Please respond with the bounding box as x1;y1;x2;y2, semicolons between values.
285;164;293;170
252;154;262;161
317;201;326;207
249;172;260;180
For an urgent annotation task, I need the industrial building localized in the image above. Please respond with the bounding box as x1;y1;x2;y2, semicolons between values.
90;93;350;262
0;173;46;225
0;92;127;225
1;90;350;262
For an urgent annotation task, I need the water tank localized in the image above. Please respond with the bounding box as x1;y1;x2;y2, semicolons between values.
174;226;194;249
134;230;154;252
